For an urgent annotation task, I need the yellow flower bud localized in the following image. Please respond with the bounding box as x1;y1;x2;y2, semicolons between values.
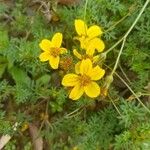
21;122;29;132
101;75;113;97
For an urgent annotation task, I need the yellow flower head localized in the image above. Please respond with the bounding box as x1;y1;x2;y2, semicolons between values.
75;19;105;55
39;33;67;69
73;49;100;74
62;59;105;100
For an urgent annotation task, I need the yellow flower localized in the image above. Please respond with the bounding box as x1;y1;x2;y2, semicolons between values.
75;19;105;55
39;33;67;69
73;49;99;74
62;59;105;100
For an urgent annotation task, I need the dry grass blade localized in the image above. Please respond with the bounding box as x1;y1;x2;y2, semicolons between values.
0;135;11;150
29;123;43;150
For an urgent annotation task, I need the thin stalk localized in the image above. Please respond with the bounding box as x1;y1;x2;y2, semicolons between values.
104;64;150;113
104;12;130;33
84;0;88;20
110;38;126;76
105;0;150;54
108;95;122;116
115;71;150;113
119;64;131;84
141;93;150;96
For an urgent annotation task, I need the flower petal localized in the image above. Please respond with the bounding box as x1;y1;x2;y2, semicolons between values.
80;59;92;75
75;19;87;36
39;52;50;62
39;39;52;52
87;25;103;39
69;84;84;100
93;55;100;63
75;61;81;74
87;38;105;54
52;32;62;48
49;56;60;69
62;74;79;87
95;39;105;52
86;46;95;56
89;66;105;80
84;82;100;98
73;49;82;59
78;36;87;49
60;48;67;54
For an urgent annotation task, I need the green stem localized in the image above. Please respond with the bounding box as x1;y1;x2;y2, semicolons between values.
105;0;150;54
104;12;130;33
110;38;126;76
84;0;88;21
115;72;150;113
108;95;122;116
108;0;150;79
119;64;131;84
104;64;150;113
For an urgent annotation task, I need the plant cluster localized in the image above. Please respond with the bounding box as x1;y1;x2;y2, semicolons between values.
0;0;150;149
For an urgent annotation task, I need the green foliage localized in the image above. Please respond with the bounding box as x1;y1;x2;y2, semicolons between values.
0;111;12;135
49;88;67;112
0;0;150;149
79;107;119;150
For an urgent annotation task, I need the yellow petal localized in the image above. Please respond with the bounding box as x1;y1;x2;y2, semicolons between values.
39;39;52;52
89;66;105;80
93;55;100;63
60;48;67;54
86;46;95;56
78;37;87;49
87;38;105;53
80;59;92;75
87;25;103;38
39;52;50;62
75;61;81;74
69;84;84;100
52;32;62;48
62;74;79;87
84;82;100;98
75;19;87;36
73;49;82;59
49;56;60;69
95;39;105;52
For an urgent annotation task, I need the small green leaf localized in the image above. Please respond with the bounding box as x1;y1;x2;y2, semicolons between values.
36;74;51;86
9;67;31;86
0;64;7;78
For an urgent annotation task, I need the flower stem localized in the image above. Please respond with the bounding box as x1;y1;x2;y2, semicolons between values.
109;0;150;76
115;71;150;113
104;64;150;114
105;0;150;55
110;38;126;76
108;94;122;116
84;0;88;21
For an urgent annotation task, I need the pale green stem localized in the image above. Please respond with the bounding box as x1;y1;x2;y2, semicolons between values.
104;12;130;33
140;93;150;96
108;95;122;116
115;71;150;113
84;0;88;21
105;37;123;54
104;64;150;113
119;64;131;84
110;38;126;76
64;105;85;118
105;0;150;55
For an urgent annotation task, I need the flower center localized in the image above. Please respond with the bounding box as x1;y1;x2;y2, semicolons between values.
79;74;91;86
50;47;60;57
82;54;93;61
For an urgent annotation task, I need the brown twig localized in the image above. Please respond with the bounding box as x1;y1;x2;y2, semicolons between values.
31;0;52;22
